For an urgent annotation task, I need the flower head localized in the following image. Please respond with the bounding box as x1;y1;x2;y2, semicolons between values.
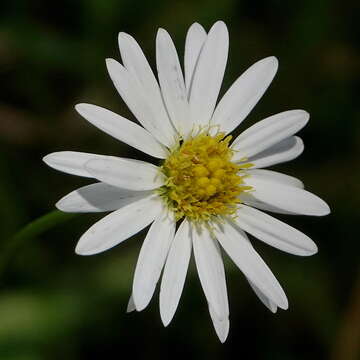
43;21;330;342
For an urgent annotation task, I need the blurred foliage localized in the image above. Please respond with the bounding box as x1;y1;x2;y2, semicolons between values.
0;0;359;359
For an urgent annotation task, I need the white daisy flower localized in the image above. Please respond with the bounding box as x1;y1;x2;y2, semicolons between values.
43;21;330;342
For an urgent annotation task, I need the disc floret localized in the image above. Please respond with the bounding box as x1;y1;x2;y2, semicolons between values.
159;131;252;222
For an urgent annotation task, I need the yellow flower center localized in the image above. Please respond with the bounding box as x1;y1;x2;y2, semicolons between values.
159;132;252;222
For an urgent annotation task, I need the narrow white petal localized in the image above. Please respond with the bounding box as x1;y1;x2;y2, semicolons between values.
84;157;164;191
189;21;229;127
243;136;304;169
133;212;175;311
239;170;303;215
75;195;162;255
232;110;309;162
118;32;175;145
156;29;192;137
160;219;192;326
237;224;278;312
215;222;288;309
209;304;230;343
235;205;318;256
248;279;277;313
106;58;175;148
56;183;151;213
212;57;278;134
126;294;136;313
245;169;304;188
75;103;168;158
243;175;330;216
43;151;106;178
184;23;207;95
239;193;298;215
192;225;229;320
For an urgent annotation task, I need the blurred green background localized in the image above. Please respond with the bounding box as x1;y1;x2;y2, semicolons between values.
0;0;359;359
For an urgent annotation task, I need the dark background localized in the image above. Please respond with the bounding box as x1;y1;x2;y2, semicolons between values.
0;0;359;359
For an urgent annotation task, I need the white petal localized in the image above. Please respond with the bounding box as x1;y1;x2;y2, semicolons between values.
184;23;207;96
215;221;288;309
106;58;176;148
236;225;278;312
84;157;164;191
43;151;106;178
244;136;304;169
75;103;168;159
160;219;192;326
192;224;229;320
239;193;299;215
189;21;229;127
56;183;151;213
133;212;175;311
118;32;175;146
243;175;330;216
245;169;304;188
248;279;277;313
209;304;229;343
212;57;278;134
239;170;303;215
126;294;136;313
75;195;162;255
156;29;192;137
235;205;318;256
232;110;309;162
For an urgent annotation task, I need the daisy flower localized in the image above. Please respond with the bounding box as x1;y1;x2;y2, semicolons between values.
43;21;330;342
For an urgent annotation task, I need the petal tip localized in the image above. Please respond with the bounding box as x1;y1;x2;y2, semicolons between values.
160;313;171;328
213;317;229;343
219;335;228;344
75;233;103;256
296;238;318;256
259;55;278;67
126;298;137;313
313;200;331;216
279;298;289;310
118;31;129;41
212;20;227;29
209;20;228;38
269;55;278;64
159;286;180;327
74;242;91;256
298;136;305;146
156;27;169;40
306;241;318;256
264;56;279;73
55;198;77;213
189;22;204;31
321;203;331;216
132;294;147;313
74;103;87;114
42;154;51;165
105;58;118;69
295;109;310;124
75;238;103;256
42;153;60;167
299;247;318;257
55;199;66;212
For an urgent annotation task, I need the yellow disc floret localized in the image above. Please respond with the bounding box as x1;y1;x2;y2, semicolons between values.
159;131;252;222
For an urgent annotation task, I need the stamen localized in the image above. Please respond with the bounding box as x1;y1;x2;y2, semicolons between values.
158;131;252;222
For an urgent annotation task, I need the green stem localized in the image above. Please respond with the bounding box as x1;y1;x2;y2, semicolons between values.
1;210;78;274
